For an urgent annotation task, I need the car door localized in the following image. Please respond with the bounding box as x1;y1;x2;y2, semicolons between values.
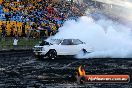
58;39;73;55
72;39;85;54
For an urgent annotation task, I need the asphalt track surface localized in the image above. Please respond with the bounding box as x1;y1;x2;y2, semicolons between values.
0;51;132;88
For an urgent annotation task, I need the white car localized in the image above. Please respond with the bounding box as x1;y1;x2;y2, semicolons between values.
33;39;92;59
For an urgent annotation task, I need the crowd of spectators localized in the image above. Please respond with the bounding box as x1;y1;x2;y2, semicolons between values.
0;0;85;38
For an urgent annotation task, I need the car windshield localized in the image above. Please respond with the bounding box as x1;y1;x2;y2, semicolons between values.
39;41;50;46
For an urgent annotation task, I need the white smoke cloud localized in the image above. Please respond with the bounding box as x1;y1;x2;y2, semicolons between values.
92;0;132;26
51;15;132;58
93;0;132;8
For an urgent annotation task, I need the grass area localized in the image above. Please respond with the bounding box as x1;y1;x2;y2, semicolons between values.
0;37;42;50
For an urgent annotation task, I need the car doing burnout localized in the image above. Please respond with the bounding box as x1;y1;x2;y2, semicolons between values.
33;39;93;59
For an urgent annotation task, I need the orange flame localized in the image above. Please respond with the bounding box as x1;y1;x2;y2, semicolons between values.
78;65;86;76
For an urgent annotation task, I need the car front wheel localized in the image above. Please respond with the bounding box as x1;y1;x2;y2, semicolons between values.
47;50;57;59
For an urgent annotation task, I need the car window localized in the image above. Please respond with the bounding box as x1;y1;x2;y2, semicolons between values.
61;39;73;45
72;39;83;45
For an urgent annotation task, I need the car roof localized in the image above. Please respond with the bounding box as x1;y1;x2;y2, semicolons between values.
51;39;80;40
45;39;81;42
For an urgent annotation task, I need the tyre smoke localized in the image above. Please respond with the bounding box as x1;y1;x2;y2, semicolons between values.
50;14;132;58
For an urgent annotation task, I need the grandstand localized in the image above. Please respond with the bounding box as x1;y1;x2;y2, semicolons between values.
0;0;83;37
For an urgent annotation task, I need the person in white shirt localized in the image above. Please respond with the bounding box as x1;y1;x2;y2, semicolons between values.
13;38;18;46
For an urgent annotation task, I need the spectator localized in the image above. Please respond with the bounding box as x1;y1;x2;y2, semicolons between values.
13;37;18;46
5;13;9;21
1;23;6;37
15;22;19;38
22;22;26;37
10;25;14;37
44;23;52;36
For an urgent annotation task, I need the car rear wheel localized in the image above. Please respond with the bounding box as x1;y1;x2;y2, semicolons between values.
47;50;57;60
82;49;87;55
